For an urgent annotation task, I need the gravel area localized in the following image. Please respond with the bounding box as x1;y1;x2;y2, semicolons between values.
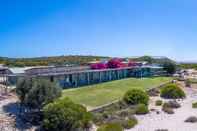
128;85;197;131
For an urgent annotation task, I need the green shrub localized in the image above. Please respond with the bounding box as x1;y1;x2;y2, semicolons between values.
97;123;123;131
16;78;62;110
42;98;92;131
192;102;197;108
122;117;138;129
123;89;149;105
155;100;163;106
160;84;185;99
135;104;149;115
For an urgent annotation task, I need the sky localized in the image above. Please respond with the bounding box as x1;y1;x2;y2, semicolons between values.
1;0;197;61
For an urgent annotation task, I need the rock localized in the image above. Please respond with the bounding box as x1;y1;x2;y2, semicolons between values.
185;116;197;123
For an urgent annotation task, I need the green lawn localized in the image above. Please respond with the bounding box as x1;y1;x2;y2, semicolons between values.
62;77;172;109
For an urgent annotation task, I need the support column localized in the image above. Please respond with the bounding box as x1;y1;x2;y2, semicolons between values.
99;72;101;82
75;74;78;87
87;72;90;85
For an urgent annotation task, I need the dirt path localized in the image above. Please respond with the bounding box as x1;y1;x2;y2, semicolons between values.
128;85;197;131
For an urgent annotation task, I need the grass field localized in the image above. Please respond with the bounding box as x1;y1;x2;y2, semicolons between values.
62;77;172;109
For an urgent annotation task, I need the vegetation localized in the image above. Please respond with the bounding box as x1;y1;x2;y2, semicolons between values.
97;123;123;131
123;89;149;105
163;61;177;74
0;55;175;67
135;104;149;115
162;103;174;114
42;97;92;131
192;102;197;108
185;116;197;123
92;101;136;126
16;78;62;111
179;63;197;70
122;118;138;129
63;77;172;108
155;100;163;106
147;88;160;96
131;56;175;65
166;101;181;109
0;55;109;67
185;79;191;87
160;84;185;99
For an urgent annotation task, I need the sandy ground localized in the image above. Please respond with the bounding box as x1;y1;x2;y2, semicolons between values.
0;85;35;131
128;84;197;131
0;93;18;131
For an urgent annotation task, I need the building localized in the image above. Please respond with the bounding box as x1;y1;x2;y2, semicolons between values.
5;64;165;88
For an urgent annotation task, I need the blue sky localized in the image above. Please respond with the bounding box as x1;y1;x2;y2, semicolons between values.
1;0;197;61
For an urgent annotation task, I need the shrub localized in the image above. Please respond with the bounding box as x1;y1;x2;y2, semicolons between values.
116;109;136;118
155;129;168;131
160;84;185;99
135;104;149;115
97;123;123;131
91;63;107;70
16;78;62;110
167;101;181;108
162;103;174;114
185;116;197;123
192;102;197;108
122;117;138;129
93;113;104;126
123;89;149;105
147;88;160;97
162;61;177;74
185;79;191;87
42;98;92;131
107;58;126;68
155;100;163;106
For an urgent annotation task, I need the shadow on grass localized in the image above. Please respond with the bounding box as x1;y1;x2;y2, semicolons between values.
3;102;34;130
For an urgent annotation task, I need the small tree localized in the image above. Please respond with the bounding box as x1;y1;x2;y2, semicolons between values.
162;62;177;75
42;98;92;131
16;78;62;112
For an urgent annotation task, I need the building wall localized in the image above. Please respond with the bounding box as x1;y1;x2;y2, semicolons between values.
52;67;164;88
7;67;165;88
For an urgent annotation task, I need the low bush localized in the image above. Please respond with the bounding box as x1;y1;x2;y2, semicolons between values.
97;123;123;131
185;79;191;87
167;101;181;108
162;103;174;114
123;89;149;105
185;116;197;123
147;88;160;96
42;98;92;131
122;117;138;129
155;100;163;106
93;113;105;126
135;104;149;115
160;84;185;99
192;102;197;108
155;129;168;131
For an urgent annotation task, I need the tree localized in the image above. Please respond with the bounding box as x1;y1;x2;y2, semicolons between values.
91;63;107;69
107;58;126;68
16;78;62;111
42;98;92;131
163;62;177;74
